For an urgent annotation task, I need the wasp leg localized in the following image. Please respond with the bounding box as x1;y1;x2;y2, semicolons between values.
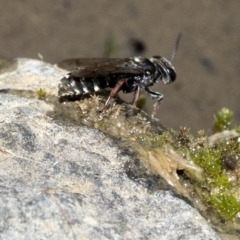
145;87;164;118
124;85;141;117
102;79;126;111
132;85;141;107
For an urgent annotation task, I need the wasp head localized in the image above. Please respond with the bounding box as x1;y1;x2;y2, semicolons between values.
150;56;176;84
150;33;181;85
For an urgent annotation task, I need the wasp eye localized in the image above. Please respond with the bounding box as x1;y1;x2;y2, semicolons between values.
145;70;152;75
167;67;176;82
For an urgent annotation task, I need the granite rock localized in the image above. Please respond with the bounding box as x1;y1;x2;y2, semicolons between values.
0;59;220;240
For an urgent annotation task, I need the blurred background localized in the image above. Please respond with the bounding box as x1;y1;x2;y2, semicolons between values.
0;0;240;134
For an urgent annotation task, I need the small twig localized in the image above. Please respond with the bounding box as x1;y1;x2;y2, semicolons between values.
208;130;239;147
0;147;9;154
0;147;47;166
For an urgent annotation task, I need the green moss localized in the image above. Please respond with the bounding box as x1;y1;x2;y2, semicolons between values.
136;131;171;148
135;124;236;220
170;113;240;222
190;148;231;189
192;148;221;178
209;194;240;220
215;139;240;157
36;88;46;99
212;108;233;133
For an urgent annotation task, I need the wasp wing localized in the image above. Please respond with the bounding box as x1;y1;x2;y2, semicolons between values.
57;58;144;78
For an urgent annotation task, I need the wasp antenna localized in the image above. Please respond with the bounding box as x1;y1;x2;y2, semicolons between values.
170;33;182;63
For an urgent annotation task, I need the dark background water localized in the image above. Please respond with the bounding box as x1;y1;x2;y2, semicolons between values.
1;0;240;133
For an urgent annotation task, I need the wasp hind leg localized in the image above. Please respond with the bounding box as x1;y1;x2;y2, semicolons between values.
102;79;126;111
144;87;164;118
131;85;141;107
125;85;141;117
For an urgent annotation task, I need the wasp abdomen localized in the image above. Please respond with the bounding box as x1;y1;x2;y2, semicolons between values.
58;75;113;101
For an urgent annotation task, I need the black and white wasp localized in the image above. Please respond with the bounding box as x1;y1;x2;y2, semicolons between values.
58;34;181;117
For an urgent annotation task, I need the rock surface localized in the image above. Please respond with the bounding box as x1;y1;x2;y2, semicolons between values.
0;59;220;239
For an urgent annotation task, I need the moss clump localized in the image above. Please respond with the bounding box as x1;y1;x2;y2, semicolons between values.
209;194;240;220
36;88;46;99
212;108;233;133
170;108;240;227
136;132;169;148
191;148;231;190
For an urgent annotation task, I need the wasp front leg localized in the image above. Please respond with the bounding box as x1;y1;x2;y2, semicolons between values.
145;87;164;118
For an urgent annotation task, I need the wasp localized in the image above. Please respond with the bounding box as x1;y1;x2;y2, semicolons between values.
58;34;181;118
